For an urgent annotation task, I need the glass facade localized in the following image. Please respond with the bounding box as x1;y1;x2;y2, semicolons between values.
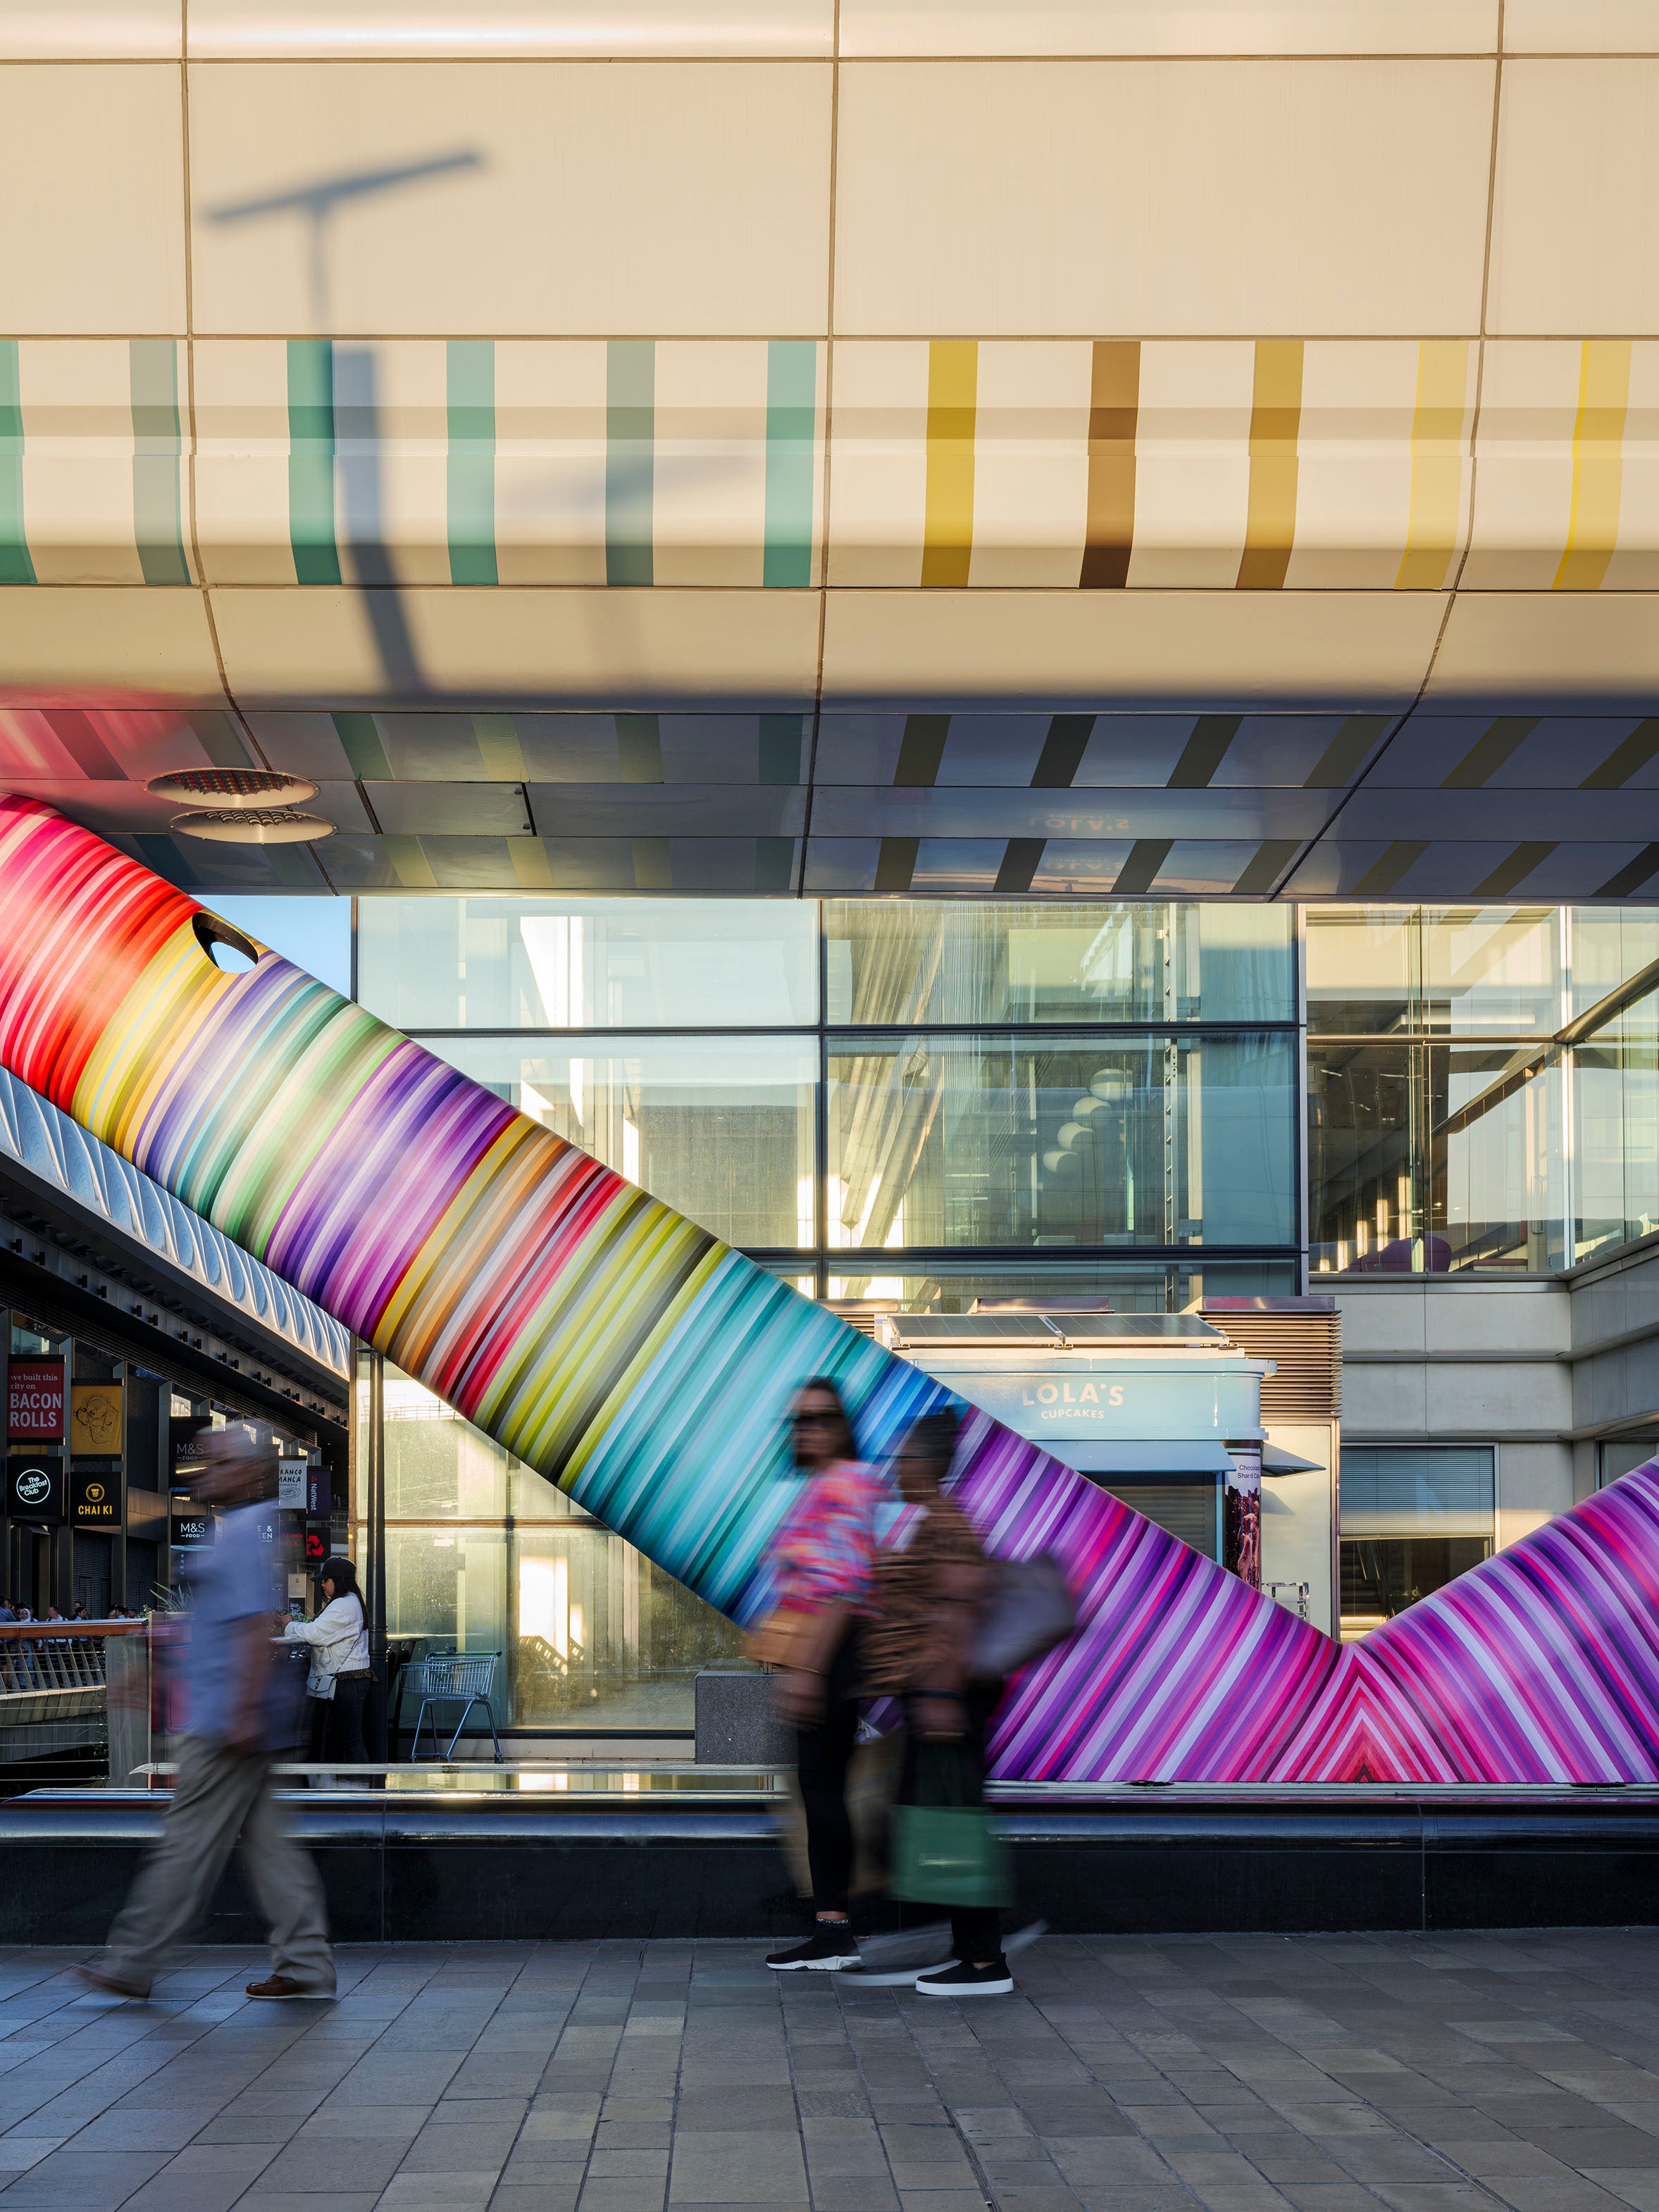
1307;906;1659;1274
337;893;1659;1715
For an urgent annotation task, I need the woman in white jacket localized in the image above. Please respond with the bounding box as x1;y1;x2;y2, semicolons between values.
284;1556;371;1773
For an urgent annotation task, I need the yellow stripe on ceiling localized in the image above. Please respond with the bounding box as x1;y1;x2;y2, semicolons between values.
1396;339;1470;591
1237;339;1303;590
509;837;555;889
920;340;977;589
1554;338;1632;592
385;835;438;888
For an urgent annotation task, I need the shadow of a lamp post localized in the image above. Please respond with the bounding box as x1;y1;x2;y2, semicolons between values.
206;151;485;702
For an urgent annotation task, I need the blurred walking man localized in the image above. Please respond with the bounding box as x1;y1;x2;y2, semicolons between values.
80;1427;335;2002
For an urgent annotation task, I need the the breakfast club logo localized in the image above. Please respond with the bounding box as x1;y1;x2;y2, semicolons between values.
6;1459;62;1519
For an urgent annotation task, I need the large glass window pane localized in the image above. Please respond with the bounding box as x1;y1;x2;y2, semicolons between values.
1430;1047;1565;1272
1308;1044;1419;1273
1569;907;1659;1021
1305;909;1415;1035
428;1036;816;1248
383;1368;507;1518
824;1260;1300;1312
1340;1538;1492;1635
1420;908;1560;1035
358;897;817;1030
1574;992;1659;1261
827;1033;1295;1250
825;902;1293;1025
384;1527;507;1658
1340;1446;1494;1536
512;1527;747;1730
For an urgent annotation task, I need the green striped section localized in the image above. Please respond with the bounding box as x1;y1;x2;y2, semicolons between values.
287;340;341;585
606;340;654;588
130;339;189;585
763;340;816;588
333;712;393;781
0;342;35;585
186;711;254;768
133;833;202;889
447;338;496;587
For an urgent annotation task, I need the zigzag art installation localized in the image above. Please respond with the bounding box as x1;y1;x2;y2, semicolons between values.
5;793;1659;1784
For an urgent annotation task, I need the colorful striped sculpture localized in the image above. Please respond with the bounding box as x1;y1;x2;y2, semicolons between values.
4;793;1659;1783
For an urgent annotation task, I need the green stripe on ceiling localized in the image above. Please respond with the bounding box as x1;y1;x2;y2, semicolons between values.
287;339;341;586
447;339;497;588
133;833;203;889
185;711;254;769
607;340;654;588
764;340;815;588
758;714;803;784
0;341;35;585
617;713;664;784
130;339;189;586
333;712;393;781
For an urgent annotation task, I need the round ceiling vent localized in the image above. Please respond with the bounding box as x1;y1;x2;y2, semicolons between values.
148;768;318;809
171;809;335;845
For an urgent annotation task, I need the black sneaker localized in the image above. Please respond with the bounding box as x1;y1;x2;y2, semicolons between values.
766;1927;861;1971
914;1958;1013;1997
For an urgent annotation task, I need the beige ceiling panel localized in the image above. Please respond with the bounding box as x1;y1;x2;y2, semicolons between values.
189;0;831;56
0;3;179;56
187;61;832;335
0;66;185;332
1504;3;1659;51
833;60;1493;335
839;0;1497;57
1427;593;1659;702
192;340;297;585
825;343;931;585
820;589;1444;708
209;586;823;707
1489;61;1659;333
1462;340;1582;590
0;587;223;704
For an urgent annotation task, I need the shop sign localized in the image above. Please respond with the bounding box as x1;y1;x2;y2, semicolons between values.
307;1467;330;1517
6;1456;66;1521
304;1530;328;1563
70;1384;123;1457
71;1470;120;1526
278;1460;308;1510
920;1363;1262;1443
170;1509;211;1549
7;1359;64;1441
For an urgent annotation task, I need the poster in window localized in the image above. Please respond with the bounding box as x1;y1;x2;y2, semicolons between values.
70;1384;123;1458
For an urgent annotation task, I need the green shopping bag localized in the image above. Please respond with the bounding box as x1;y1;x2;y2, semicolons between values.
890;1739;1010;1908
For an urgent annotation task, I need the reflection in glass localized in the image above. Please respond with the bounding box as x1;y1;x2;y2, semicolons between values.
1310;1045;1563;1272
1304;910;1415;1035
357;897;818;1031
1306;906;1561;1036
513;1529;746;1729
1570;909;1659;1021
429;1036;816;1249
824;1261;1299;1313
825;902;1293;1026
385;1527;507;1656
1575;986;1659;1262
1340;1537;1492;1634
827;1033;1295;1250
383;1369;507;1518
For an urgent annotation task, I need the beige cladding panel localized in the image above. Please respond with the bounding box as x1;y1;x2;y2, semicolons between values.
831;61;1494;337
185;0;833;57
0;65;185;333
1426;592;1659;702
838;0;1498;56
185;61;833;335
0;588;225;704
1489;61;1659;335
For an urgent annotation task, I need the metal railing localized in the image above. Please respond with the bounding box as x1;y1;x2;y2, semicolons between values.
0;1622;147;1755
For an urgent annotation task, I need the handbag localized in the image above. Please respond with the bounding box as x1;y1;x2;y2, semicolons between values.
745;1603;840;1672
890;1738;1009;1908
969;1555;1075;1680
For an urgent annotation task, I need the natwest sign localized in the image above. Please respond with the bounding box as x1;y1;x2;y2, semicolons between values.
7;1359;64;1441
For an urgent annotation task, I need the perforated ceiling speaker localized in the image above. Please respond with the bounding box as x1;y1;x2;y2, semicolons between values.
147;769;318;809
170;809;334;844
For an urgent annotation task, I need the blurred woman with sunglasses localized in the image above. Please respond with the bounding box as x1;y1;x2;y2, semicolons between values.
761;1377;881;1971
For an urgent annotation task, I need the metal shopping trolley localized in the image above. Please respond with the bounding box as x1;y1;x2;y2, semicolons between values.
408;1651;504;1762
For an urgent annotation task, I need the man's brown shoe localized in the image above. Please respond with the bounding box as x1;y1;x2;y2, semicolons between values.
245;1973;334;2000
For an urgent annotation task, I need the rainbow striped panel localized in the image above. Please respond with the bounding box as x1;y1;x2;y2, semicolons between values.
6;795;1659;1784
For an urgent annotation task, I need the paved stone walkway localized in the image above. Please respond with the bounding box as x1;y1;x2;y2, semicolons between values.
1;1935;1659;2212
